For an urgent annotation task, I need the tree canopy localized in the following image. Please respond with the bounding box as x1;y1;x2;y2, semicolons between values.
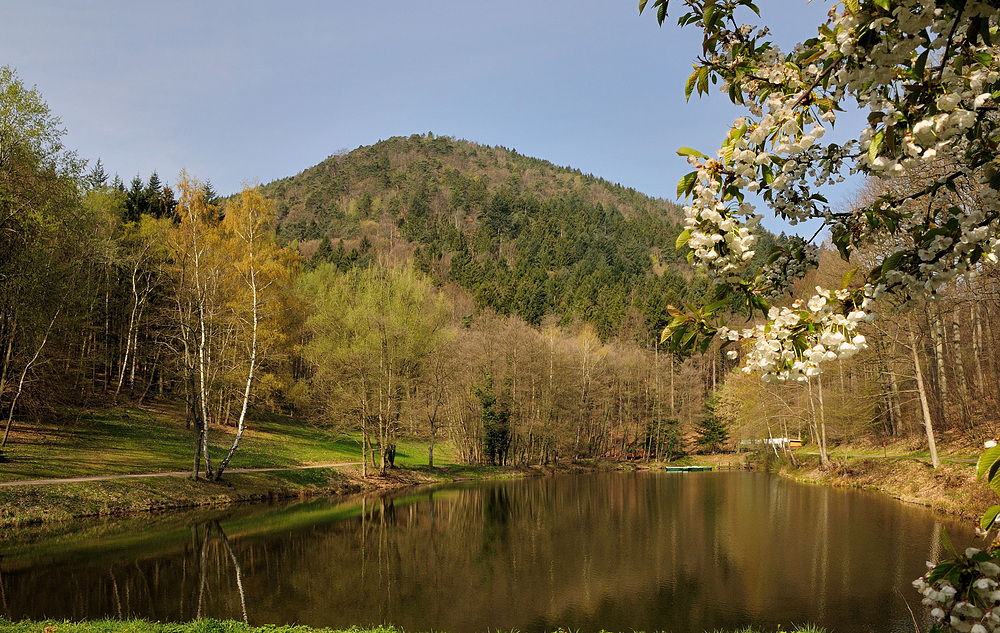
645;0;1000;382
640;3;1000;630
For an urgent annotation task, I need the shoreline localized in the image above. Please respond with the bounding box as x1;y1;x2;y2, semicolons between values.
773;452;992;523
1;444;988;530
0;459;619;530
0;618;820;633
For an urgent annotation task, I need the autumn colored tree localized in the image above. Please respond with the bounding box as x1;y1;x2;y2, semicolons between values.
167;177;296;480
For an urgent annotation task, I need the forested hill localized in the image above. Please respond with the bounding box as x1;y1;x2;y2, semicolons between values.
260;133;782;340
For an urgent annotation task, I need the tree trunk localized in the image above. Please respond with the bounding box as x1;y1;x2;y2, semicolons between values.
215;260;259;481
888;362;904;436
908;321;940;468
817;374;828;465
972;303;986;400
2;310;58;447
951;309;970;426
428;421;435;467
930;311;949;423
807;379;829;467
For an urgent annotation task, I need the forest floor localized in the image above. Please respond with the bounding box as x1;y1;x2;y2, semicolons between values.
0;402;605;529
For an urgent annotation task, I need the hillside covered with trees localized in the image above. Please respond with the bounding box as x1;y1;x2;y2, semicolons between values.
4;67;773;477
260;133;784;341
9;52;999;488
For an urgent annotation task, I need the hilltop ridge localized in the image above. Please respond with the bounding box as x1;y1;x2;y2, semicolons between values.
260;133;782;339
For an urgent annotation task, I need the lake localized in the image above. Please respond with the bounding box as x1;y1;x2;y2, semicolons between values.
0;471;974;632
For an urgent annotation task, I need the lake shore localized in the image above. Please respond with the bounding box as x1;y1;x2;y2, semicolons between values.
3;445;987;530
2;403;988;530
0;403;613;529
0;459;615;529
0;618;823;633
775;450;992;523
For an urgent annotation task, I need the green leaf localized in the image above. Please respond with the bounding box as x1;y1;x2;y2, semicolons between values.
927;561;956;585
638;0;649;12
845;0;859;14
972;550;993;563
677;146;709;159
988;467;1000;498
685;68;699;100
706;298;730;313
873;0;890;11
940;526;957;558
981;505;1000;531
677;171;698;199
977;445;1000;479
676;229;692;250
868;129;884;164
681;329;697;348
697;65;709;95
703;4;715;27
913;49;930;79
986;164;1000;192
880;251;904;277
698;334;714;355
840;268;858;289
723;142;735;164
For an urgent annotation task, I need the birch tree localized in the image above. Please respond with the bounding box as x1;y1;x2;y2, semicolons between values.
213;186;296;480
167;179;295;480
302;263;448;475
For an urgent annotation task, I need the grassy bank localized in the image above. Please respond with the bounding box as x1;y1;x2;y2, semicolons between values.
771;444;991;522
0;619;824;633
0;405;457;481
0;403;557;528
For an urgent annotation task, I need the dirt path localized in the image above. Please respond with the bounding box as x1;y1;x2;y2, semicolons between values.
0;462;362;487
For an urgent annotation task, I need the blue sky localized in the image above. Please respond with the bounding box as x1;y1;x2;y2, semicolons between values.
2;1;853;235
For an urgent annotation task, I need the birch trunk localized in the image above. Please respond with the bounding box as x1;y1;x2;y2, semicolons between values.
888;361;904;435
972;303;985;399
215;259;259;480
807;379;829;467
115;266;146;398
908;320;940;468
931;311;949;422
2;310;58;447
951;309;970;425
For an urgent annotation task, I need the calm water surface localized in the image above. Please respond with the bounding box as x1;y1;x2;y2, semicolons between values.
0;471;973;633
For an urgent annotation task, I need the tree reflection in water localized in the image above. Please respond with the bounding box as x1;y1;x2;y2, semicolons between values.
0;473;978;633
195;520;248;624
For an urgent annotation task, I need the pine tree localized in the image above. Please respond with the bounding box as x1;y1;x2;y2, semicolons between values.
696;396;729;453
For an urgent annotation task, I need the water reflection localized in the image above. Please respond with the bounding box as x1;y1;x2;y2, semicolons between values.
0;472;974;633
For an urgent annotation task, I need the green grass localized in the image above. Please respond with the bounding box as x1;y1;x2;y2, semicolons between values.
0;404;461;482
0;619;825;633
0;620;401;633
0;403;483;528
